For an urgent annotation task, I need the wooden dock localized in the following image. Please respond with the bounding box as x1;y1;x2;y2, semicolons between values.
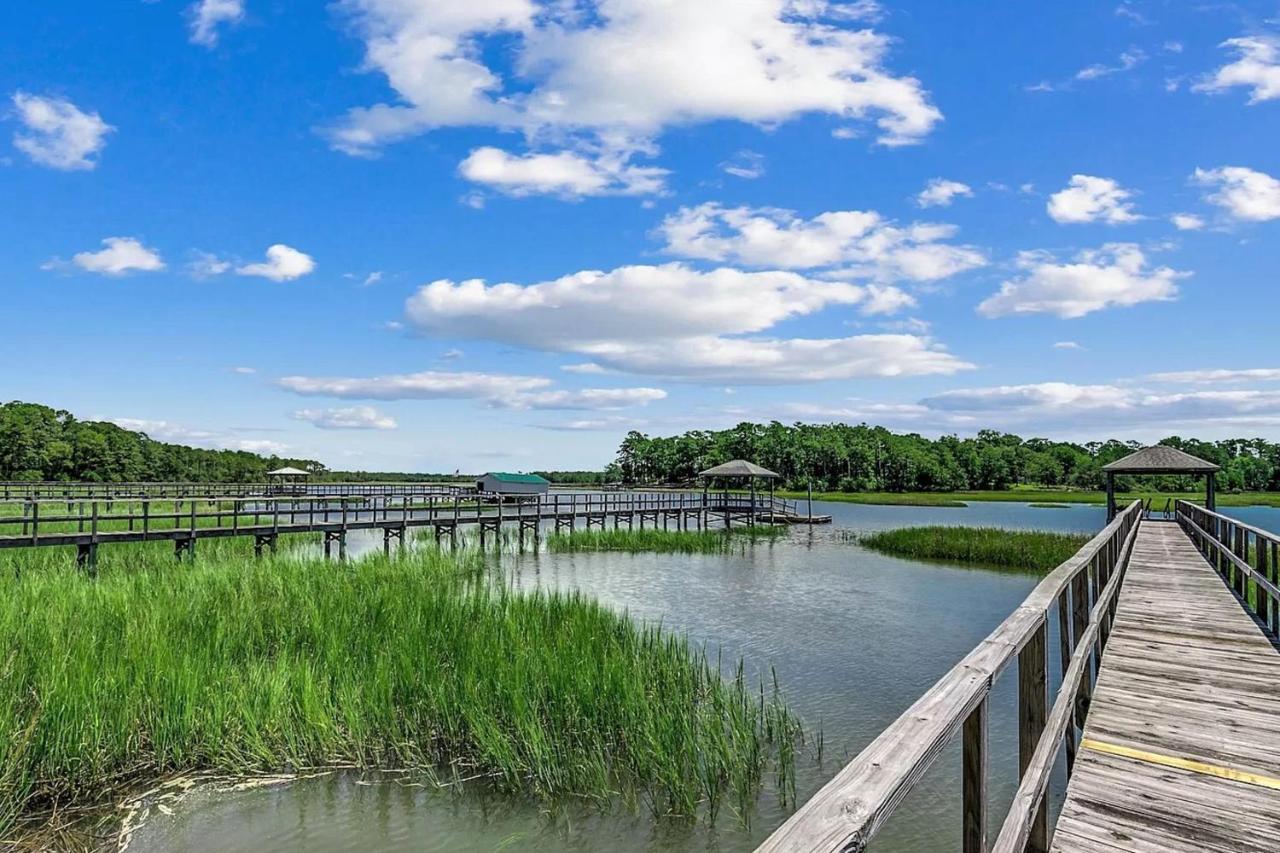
758;499;1280;853
1052;520;1280;853
0;490;810;568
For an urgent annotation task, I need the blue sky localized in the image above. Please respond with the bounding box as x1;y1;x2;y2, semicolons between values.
3;0;1280;472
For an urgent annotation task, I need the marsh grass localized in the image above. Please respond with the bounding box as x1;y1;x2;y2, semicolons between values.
856;526;1091;573
547;527;787;554
0;542;803;843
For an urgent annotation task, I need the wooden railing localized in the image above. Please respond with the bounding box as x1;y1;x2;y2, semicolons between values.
0;490;770;562
0;481;473;500
757;500;1144;853
1177;501;1280;637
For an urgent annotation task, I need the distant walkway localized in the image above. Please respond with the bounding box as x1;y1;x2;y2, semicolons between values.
1052;521;1280;852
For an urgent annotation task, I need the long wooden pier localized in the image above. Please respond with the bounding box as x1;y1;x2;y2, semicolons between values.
0;490;814;568
759;500;1280;853
1051;517;1280;852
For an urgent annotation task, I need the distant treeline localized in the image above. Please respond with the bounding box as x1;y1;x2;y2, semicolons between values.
0;401;612;485
0;401;324;482
615;423;1280;493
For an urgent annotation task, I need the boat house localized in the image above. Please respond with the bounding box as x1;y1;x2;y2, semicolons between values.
476;472;551;496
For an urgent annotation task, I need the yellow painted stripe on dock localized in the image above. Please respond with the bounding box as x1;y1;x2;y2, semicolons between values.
1081;738;1280;791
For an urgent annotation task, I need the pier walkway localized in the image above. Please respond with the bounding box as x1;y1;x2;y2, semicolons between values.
758;499;1280;853
0;490;824;568
1052;517;1280;853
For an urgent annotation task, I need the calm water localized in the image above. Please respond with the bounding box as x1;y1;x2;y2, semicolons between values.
127;501;1280;853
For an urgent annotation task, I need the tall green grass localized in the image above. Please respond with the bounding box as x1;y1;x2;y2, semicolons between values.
856;526;1090;573
547;527;787;554
0;543;802;842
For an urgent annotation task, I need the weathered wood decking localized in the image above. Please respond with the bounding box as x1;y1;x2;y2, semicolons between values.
1051;520;1280;852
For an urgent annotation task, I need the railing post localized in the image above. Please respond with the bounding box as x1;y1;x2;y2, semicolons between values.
1071;560;1093;729
1055;588;1077;772
962;696;989;853
1234;524;1246;597
1258;534;1271;631
1272;541;1280;635
1018;620;1049;853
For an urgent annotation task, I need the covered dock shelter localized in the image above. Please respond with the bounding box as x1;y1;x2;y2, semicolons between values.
266;466;310;496
699;460;780;522
1101;445;1220;521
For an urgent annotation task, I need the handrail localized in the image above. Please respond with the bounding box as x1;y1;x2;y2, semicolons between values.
756;500;1144;853
1177;501;1280;636
0;490;771;557
991;511;1140;853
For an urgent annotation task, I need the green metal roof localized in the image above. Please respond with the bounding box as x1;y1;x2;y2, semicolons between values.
484;472;550;484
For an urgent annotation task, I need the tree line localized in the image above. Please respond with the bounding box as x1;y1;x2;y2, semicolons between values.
0;401;325;482
0;401;617;485
614;423;1280;493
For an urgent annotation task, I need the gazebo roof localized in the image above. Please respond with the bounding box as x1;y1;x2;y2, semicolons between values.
1102;446;1220;475
266;466;310;476
699;460;781;479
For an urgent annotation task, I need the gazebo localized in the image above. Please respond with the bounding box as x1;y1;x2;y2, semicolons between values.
266;466;310;496
1101;446;1220;522
699;460;781;523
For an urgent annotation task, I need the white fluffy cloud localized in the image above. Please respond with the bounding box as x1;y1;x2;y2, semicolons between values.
406;263;868;347
459;146;665;197
329;0;941;174
657;204;986;281
1194;36;1280;104
1194;166;1280;221
236;244;316;281
495;387;667;410
1148;368;1280;384
47;237;166;276
925;382;1133;413
916;178;972;208
10;92;113;171
279;370;550;401
571;334;973;382
189;0;245;47
109;418;287;454
978;244;1186;319
1170;213;1205;231
277;369;665;410
402;262;969;382
1046;175;1140;224
110;418;217;443
920;382;1280;431
292;406;398;430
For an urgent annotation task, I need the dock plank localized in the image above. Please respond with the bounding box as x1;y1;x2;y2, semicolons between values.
1051;521;1280;852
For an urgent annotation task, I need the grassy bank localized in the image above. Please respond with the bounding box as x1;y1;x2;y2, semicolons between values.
857;526;1091;572
0;543;802;842
547;527;787;554
778;489;1280;508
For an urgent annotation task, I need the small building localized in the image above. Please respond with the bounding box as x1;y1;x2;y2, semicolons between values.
476;472;551;496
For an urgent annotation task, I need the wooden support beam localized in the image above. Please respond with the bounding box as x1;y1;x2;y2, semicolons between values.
1018;621;1049;853
962;697;989;853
